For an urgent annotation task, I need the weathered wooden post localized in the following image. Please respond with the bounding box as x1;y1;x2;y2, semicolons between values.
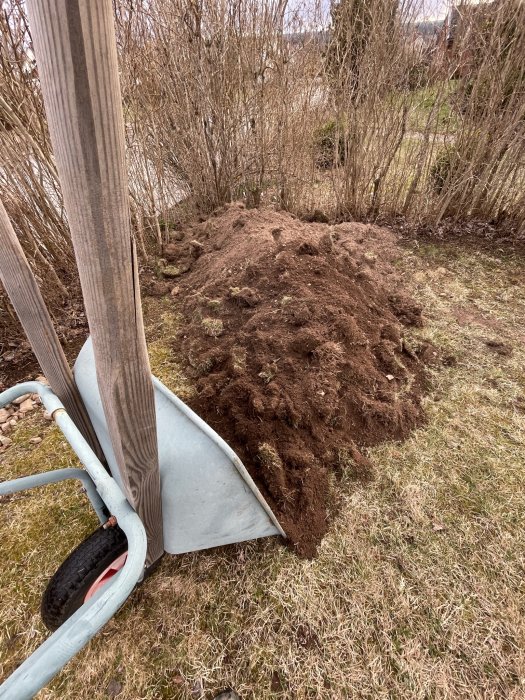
26;0;163;565
0;199;103;458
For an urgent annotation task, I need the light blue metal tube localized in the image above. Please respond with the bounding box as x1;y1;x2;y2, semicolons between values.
1;382;112;507
0;494;146;700
0;468;106;524
0;381;63;414
0;383;148;700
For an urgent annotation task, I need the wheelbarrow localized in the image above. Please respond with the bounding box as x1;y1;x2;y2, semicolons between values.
0;338;285;700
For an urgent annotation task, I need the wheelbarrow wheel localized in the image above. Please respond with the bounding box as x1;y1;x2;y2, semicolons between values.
41;525;128;632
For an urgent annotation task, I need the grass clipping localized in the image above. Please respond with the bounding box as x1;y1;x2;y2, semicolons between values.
167;204;433;556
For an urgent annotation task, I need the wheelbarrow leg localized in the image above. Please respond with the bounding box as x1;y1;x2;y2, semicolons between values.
0;468;106;525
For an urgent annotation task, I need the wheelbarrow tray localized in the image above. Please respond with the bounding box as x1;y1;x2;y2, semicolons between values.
74;338;284;554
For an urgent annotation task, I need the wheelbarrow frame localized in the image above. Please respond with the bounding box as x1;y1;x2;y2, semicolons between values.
0;381;147;700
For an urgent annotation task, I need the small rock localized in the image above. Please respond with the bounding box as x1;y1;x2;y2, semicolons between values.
1;423;12;434
43;411;53;421
19;399;35;413
35;375;48;384
170;286;180;297
0;436;12;447
213;690;240;700
0;408;10;422
191;679;204;699
386;374;395;381
29;437;42;445
106;679;122;697
13;393;30;405
9;418;17;427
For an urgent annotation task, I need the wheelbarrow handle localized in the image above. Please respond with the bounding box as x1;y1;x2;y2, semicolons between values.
0;383;147;700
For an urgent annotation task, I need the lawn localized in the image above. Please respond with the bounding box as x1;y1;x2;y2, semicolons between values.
1;234;524;699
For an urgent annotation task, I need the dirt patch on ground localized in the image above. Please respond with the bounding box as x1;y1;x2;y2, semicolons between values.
161;204;433;555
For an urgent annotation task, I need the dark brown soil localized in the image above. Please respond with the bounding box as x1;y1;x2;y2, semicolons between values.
0;296;87;391
164;203;432;557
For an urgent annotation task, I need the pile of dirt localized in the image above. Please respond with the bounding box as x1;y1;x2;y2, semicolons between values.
164;203;432;556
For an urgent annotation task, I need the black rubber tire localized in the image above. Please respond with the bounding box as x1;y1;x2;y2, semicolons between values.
41;525;127;632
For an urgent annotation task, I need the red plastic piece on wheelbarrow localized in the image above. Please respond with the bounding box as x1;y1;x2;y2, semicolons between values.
84;552;128;602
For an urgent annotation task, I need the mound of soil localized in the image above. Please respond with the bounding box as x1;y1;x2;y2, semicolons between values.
166;204;431;556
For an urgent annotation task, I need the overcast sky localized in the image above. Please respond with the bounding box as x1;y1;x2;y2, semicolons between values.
287;0;452;27
420;0;450;20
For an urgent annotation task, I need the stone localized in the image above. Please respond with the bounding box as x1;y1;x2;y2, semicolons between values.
13;393;30;405
0;408;10;422
29;437;42;445
0;436;12;447
19;399;35;413
191;679;204;699
213;691;241;700
106;679;122;697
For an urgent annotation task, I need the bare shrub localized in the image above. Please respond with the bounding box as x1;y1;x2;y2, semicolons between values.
115;0;327;222
0;3;72;297
431;0;525;225
1;0;525;322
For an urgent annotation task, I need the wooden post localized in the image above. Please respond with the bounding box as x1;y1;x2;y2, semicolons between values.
26;0;163;565
0;199;103;459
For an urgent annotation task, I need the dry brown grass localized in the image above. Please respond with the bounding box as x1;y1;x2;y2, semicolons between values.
1;236;525;698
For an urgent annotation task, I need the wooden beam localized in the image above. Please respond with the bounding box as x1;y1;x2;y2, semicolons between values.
0;198;103;459
26;0;163;565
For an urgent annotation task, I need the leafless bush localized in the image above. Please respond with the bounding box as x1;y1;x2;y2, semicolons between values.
1;0;525;308
114;0;327;226
112;0;525;229
0;3;73;298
